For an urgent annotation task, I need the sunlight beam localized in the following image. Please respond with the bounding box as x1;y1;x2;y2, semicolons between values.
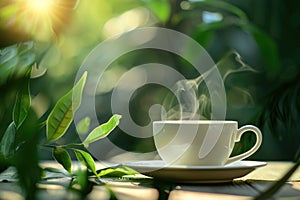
27;0;56;13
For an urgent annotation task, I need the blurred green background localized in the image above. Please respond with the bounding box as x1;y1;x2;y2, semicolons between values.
1;0;299;161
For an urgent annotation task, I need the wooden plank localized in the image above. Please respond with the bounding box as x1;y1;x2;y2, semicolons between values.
240;162;300;181
166;180;259;200
1;161;300;199
246;181;300;199
169;190;252;200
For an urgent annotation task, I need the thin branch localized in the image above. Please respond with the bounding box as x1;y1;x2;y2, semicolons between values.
254;157;300;200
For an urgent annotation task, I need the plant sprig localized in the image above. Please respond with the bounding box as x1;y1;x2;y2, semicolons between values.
0;61;125;198
40;71;122;176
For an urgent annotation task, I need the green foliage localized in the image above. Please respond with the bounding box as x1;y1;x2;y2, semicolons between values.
52;147;72;174
0;59;122;198
0;42;35;136
83;114;121;148
46;72;87;142
74;149;97;176
187;0;280;77
142;0;171;24
42;72;121;177
13;78;31;128
43;167;71;177
13;108;42;200
97;165;138;178
0;122;16;158
240;23;280;77
69;168;94;198
257;75;300;139
0;41;41;198
190;0;248;21
0;42;35;84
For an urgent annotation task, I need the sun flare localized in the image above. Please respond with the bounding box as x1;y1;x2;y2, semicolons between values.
0;0;75;41
20;0;56;40
26;0;56;14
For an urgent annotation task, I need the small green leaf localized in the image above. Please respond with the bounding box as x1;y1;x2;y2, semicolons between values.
43;167;71;177
76;117;91;135
13;80;31;128
52;147;72;174
97;165;138;178
0;122;16;158
46;72;87;141
73;149;97;176
83;114;121;148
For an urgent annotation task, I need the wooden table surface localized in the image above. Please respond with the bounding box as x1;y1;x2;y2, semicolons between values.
0;161;299;200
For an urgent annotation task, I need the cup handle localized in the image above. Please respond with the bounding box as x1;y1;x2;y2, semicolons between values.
225;125;262;165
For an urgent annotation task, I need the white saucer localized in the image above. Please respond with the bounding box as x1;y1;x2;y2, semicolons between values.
123;160;267;183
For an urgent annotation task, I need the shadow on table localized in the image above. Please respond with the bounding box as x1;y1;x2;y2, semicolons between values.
124;179;300;200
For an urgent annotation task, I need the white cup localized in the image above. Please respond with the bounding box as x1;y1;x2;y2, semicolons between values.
153;120;262;166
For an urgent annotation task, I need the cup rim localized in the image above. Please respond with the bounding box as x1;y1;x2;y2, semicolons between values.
153;120;237;124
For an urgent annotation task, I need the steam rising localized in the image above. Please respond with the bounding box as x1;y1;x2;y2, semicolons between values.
162;51;256;120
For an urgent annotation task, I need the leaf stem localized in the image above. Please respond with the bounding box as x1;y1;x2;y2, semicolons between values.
41;143;84;149
42;144;56;148
60;143;84;149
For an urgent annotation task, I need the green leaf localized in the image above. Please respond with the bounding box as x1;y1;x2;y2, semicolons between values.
12;108;41;200
0;46;18;82
43;167;71;177
0;45;18;64
76;117;91;135
0;42;35;85
46;71;87;142
73;149;97;176
142;0;171;23
83;114;121;148
0;122;16;158
97;165;138;178
52;147;72;174
13;80;31;128
193;28;214;47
